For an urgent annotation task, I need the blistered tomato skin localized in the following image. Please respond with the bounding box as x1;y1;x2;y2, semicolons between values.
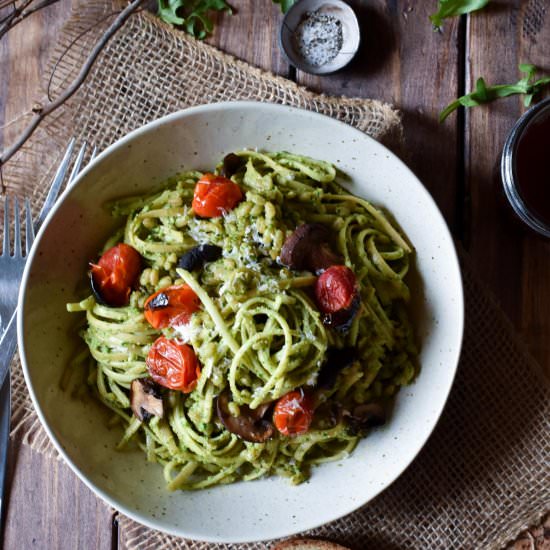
314;265;357;314
146;337;200;393
89;243;141;307
273;390;315;437
144;284;201;329
192;173;243;218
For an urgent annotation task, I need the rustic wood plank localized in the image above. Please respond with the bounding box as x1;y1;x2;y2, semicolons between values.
0;0;71;159
295;0;462;230
207;0;289;75
465;0;550;376
3;441;113;549
1;1;115;548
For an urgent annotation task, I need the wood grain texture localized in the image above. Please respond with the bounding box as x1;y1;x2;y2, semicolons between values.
0;2;115;549
3;441;113;549
296;0;462;229
207;0;289;75
465;0;550;375
0;0;71;178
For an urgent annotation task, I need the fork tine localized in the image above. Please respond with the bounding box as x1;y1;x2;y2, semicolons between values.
25;199;34;255
89;146;98;162
67;141;87;187
35;138;75;231
2;196;9;257
13;197;21;257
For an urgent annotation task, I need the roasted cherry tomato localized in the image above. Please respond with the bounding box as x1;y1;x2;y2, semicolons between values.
273;390;315;437
192;173;243;218
144;284;201;329
146;337;200;392
314;265;358;314
90;243;141;307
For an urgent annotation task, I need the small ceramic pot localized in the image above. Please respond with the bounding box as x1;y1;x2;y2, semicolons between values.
279;0;360;75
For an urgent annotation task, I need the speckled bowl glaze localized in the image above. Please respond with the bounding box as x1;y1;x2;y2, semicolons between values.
18;102;463;543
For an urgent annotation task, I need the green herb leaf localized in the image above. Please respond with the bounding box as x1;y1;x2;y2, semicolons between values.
272;0;295;14
429;0;490;30
157;0;232;39
157;0;186;26
439;64;550;122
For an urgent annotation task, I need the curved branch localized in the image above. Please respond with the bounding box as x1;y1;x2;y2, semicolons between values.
0;0;51;38
0;0;146;167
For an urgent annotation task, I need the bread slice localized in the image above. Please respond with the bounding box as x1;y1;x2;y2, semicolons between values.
272;538;351;550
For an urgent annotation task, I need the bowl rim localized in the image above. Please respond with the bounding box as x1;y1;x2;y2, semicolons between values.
17;100;464;543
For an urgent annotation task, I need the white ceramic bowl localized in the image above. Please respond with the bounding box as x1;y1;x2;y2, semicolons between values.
18;101;463;543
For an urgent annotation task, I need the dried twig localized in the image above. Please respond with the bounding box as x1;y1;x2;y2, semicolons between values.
0;0;146;167
46;9;122;102
0;0;32;33
0;0;54;37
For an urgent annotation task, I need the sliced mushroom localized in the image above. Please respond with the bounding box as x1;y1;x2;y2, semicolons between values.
130;378;164;421
344;401;386;434
280;224;341;274
216;390;274;443
311;401;344;430
321;294;360;333
221;153;246;178
317;347;357;389
178;244;222;271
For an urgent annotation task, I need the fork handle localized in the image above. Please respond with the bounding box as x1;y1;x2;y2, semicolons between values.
0;313;17;391
0;376;10;536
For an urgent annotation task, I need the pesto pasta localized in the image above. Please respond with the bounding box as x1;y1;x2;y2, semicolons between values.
67;150;418;489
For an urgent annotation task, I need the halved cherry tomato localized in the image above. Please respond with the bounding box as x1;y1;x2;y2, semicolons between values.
273;390;315;437
146;337;200;392
90;243;141;307
144;284;201;329
314;265;358;314
192;173;243;218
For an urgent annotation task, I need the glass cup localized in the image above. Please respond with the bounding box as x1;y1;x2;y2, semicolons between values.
501;97;550;238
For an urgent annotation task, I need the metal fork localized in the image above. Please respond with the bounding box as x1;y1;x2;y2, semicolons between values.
0;139;96;535
0;140;97;384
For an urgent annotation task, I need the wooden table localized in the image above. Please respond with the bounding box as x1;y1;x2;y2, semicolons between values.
0;1;549;548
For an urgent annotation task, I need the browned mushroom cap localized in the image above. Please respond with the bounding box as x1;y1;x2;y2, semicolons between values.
216;390;274;443
221;153;246;178
310;401;344;430
280;224;341;274
130;378;164;421
344;401;386;434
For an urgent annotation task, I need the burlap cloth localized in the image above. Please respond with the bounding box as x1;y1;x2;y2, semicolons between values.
2;1;549;548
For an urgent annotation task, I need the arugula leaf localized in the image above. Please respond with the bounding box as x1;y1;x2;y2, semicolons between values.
158;0;186;26
430;0;490;29
439;64;550;122
272;0;295;13
157;0;232;39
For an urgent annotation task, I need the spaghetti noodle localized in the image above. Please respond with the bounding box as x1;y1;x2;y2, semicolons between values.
67;150;418;489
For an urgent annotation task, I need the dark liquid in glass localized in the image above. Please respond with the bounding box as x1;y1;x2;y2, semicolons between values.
515;111;550;226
